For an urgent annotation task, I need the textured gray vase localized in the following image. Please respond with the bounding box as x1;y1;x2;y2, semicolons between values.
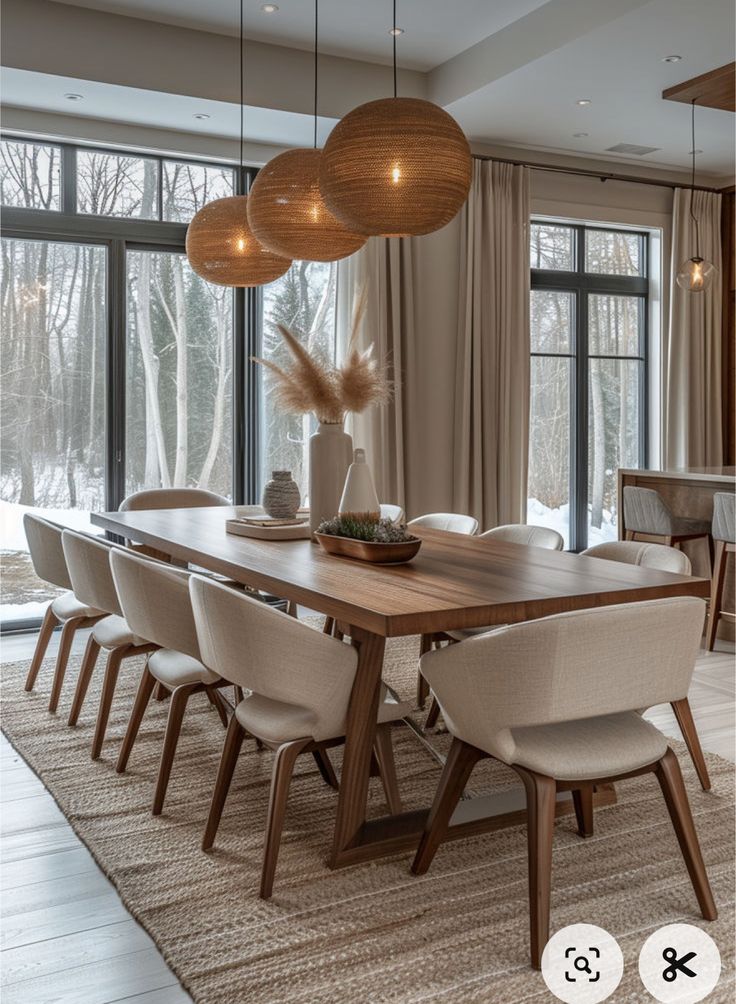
309;422;353;534
262;470;301;519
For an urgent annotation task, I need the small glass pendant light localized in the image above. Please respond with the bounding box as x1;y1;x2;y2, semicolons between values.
676;99;717;293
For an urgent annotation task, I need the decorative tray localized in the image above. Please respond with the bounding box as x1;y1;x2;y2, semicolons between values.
226;519;311;540
314;533;421;564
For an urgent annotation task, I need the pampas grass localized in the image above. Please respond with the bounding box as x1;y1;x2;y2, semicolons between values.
252;291;390;424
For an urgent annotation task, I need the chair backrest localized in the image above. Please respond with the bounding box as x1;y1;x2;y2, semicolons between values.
408;512;479;535
23;514;72;590
189;575;357;742
712;492;735;544
419;597;705;764
110;548;200;660
582;540;691;575
623;485;673;535
119;488;230;511
380;503;405;524
480;523;564;550
61;530;122;616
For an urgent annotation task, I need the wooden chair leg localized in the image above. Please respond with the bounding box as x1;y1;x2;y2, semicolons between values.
571;787;594;838
153;682;168;701
515;766;558;970
24;605;59;692
260;738;311;899
323;616;335;635
116;664;156;773
412;738;485;875
286;600;298;618
206;687;229;728
234;685;244;704
416;634;432;708
706;540;727;651
312;748;339;790
67;635;101;726
671;698;711;791
202;715;246;850
152;683;200;816
373;723;402;814
655;747;717;921
425;697;441;729
91;646;128;760
48;616;85;713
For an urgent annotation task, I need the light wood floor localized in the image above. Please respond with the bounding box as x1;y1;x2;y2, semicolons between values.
1;628;734;1004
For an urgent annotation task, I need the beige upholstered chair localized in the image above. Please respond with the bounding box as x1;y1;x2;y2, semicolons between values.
110;548;231;814
623;485;712;557
408;512;479;535
119;487;230;511
62;530;156;758
411;597;716;969
23;515;105;712
706;492;735;651
189;574;409;898
582;541;709;790
420;523;564;724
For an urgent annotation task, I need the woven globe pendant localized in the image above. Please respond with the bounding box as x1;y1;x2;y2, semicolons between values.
247;149;367;262
320;97;472;237
186;195;291;287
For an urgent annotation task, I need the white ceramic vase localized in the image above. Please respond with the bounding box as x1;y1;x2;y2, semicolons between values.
339;449;380;520
309;422;353;534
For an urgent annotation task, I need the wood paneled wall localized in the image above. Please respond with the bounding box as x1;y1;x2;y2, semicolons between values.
722;188;735;465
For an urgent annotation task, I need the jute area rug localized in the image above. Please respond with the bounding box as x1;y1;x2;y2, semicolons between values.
1;632;734;1004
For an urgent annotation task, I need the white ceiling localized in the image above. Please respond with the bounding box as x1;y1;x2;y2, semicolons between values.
48;0;549;70
7;0;735;177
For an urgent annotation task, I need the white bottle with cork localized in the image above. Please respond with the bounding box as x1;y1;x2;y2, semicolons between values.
339;449;380;522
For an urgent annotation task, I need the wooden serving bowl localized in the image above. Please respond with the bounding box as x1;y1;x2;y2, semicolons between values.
314;533;421;564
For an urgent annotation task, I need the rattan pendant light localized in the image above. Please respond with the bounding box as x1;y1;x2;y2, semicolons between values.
319;0;472;237
675;99;717;293
246;1;366;261
185;0;290;286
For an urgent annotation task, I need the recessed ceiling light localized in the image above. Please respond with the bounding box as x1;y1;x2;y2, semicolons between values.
64;92;84;101
576;99;592;106
389;27;404;36
193;113;211;120
573;132;589;138
261;3;279;11
662;54;683;63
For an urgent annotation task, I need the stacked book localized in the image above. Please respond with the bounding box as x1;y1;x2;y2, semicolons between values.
225;513;311;540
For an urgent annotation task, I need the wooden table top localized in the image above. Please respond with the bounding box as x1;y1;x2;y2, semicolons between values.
90;506;710;637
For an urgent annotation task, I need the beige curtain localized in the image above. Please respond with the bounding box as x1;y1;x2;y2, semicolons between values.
452;159;531;528
664;188;723;468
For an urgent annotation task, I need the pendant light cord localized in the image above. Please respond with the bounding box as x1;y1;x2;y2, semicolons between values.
392;0;398;98
690;97;700;258
239;0;244;173
313;0;319;148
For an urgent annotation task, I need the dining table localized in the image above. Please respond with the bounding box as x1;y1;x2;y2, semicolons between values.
90;506;710;869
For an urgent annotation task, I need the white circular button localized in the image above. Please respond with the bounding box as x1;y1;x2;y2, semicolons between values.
638;923;721;1003
541;923;624;1003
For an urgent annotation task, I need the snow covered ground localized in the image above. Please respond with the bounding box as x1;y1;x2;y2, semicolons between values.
526;498;618;549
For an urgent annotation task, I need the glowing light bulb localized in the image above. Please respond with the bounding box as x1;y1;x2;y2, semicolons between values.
391;165;401;185
310;202;320;222
236;237;246;252
691;261;703;288
676;255;716;293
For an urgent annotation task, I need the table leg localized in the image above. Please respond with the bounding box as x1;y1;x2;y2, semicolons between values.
329;626;385;867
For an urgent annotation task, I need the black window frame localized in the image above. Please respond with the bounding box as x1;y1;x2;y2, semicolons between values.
0;135;269;630
530;220;650;551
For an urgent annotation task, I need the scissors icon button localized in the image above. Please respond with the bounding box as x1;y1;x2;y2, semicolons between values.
662;947;697;982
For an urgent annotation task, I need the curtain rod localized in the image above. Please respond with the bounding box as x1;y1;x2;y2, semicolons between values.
472;153;723;193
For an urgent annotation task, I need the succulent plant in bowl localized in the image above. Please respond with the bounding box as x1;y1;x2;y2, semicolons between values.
315;515;421;564
317;515;416;543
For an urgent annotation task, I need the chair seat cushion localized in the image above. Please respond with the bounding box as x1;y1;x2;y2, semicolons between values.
235;689;410;745
509;711;668;781
148;648;220;688
92;614;145;650
51;591;104;622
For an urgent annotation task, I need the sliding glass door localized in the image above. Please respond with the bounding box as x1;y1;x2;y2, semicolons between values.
0;237;107;624
125;249;234;498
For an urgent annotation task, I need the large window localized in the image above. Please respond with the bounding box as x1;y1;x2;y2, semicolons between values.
0;136;338;627
528;221;648;550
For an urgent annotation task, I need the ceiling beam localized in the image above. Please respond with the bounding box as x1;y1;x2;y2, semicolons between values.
428;0;654;108
662;62;736;113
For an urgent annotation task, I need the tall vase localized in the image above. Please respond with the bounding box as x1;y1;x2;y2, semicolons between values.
309;421;353;534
